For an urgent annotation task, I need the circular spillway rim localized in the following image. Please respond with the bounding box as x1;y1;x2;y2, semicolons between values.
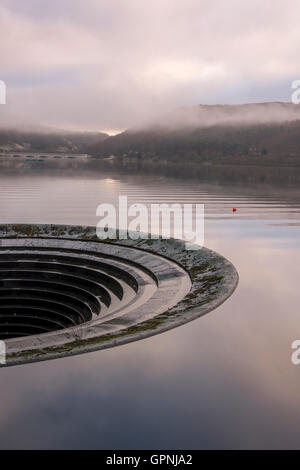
0;224;238;367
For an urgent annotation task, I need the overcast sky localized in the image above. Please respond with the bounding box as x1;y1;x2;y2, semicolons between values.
0;0;299;133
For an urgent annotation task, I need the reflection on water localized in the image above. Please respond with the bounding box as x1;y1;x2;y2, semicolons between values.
1;165;300;449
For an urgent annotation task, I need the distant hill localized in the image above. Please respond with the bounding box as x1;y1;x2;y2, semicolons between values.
89;102;300;157
89;120;300;160
3;103;300;184
0;128;108;153
87;102;300;185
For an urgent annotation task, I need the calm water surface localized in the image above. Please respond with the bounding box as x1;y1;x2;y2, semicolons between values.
1;168;300;449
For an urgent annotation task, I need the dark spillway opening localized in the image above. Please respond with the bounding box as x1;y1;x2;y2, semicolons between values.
0;247;134;340
0;263;95;339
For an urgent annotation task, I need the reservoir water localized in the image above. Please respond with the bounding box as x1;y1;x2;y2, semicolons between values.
0;166;300;449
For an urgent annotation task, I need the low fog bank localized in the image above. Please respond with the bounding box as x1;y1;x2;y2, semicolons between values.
132;102;300;133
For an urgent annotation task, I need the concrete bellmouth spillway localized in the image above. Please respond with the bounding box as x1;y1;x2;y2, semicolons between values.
0;224;238;367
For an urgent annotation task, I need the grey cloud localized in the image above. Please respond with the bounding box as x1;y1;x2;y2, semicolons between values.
0;0;300;132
